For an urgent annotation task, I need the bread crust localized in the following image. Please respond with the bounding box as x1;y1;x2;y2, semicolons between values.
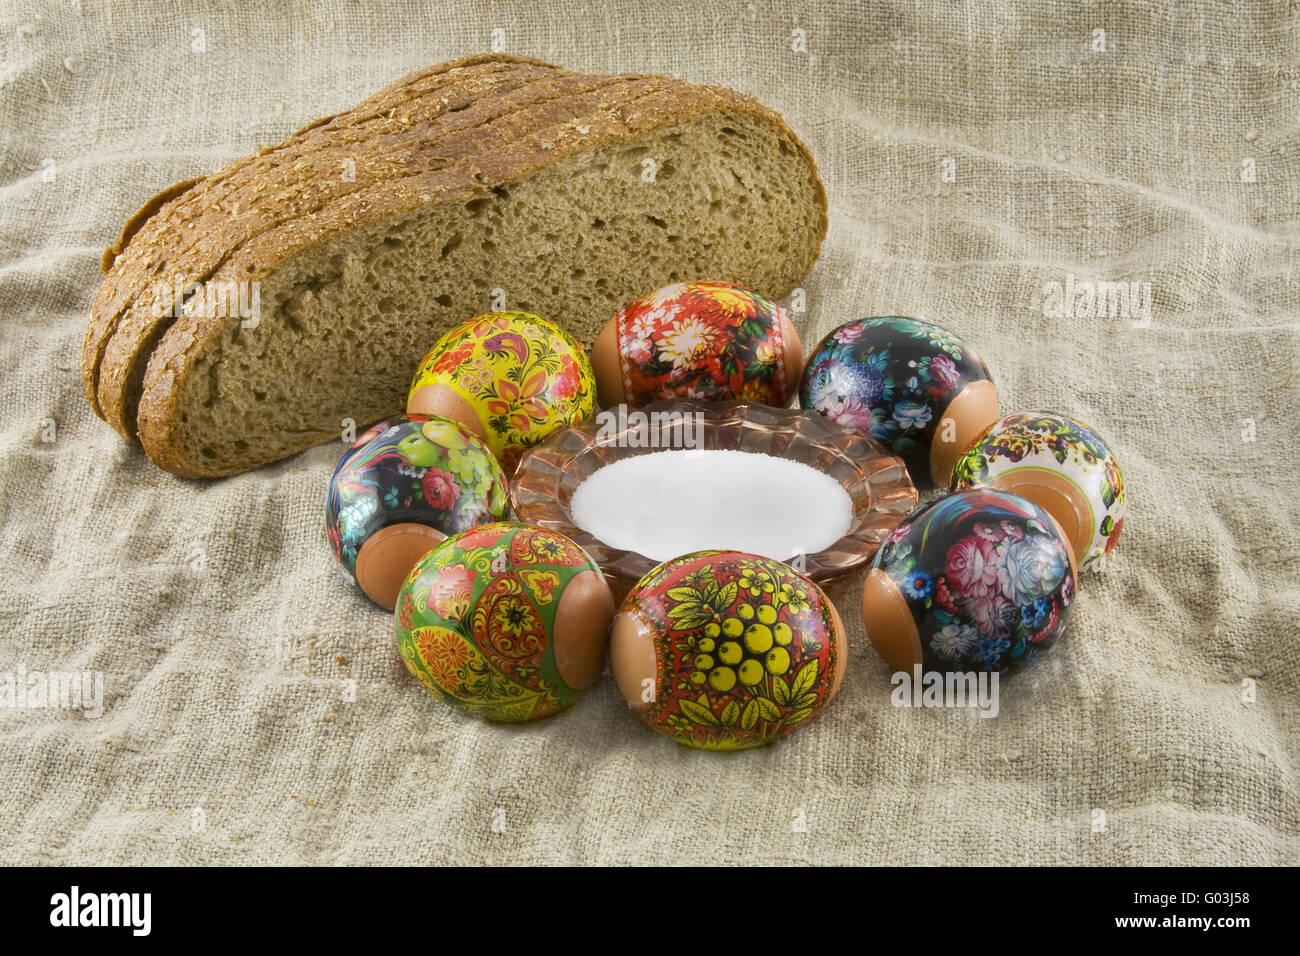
84;53;827;477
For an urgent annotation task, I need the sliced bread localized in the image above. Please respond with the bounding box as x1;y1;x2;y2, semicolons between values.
83;53;827;477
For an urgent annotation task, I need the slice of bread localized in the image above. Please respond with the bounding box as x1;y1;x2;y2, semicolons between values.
82;53;827;478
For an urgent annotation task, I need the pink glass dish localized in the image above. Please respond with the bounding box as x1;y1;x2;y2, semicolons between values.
510;399;918;591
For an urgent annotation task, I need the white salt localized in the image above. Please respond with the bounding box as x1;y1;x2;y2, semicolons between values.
569;449;853;563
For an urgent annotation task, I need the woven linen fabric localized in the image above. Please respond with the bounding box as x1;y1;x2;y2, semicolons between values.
0;0;1296;865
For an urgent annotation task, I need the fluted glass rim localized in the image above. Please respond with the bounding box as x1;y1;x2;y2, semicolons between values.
510;399;918;587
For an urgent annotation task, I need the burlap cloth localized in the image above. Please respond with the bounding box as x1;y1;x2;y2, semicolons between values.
1;0;1295;865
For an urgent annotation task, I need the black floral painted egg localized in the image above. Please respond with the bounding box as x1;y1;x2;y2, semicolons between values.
326;415;509;610
800;316;998;485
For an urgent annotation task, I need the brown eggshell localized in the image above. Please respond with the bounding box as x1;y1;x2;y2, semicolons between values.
406;384;492;445
825;596;848;701
778;309;804;401
929;378;999;486
610;611;657;711
590;316;626;408
860;567;923;673
552;568;616;690
354;522;446;611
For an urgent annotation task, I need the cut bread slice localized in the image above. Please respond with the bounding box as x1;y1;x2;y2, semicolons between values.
84;53;827;477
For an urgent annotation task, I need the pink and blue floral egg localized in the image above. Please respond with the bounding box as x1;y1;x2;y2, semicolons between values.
861;488;1077;677
799;316;999;485
951;411;1126;573
326;415;509;610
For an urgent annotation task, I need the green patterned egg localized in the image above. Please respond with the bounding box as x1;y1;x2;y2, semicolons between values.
395;523;615;722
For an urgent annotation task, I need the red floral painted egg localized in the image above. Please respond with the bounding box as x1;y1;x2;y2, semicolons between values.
610;551;846;750
591;281;803;408
395;523;615;723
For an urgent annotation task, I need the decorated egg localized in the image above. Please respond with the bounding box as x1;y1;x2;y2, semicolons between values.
800;316;998;485
610;550;846;750
327;416;510;610
407;311;597;471
950;411;1126;573
395;523;616;722
590;280;803;408
861;488;1077;678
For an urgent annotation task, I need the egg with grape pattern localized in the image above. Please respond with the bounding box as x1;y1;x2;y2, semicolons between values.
610;550;846;750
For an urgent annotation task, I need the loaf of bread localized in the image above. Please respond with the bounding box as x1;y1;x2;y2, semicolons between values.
82;53;827;477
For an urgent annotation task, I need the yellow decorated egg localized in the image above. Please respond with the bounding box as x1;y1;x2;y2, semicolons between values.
408;312;598;471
